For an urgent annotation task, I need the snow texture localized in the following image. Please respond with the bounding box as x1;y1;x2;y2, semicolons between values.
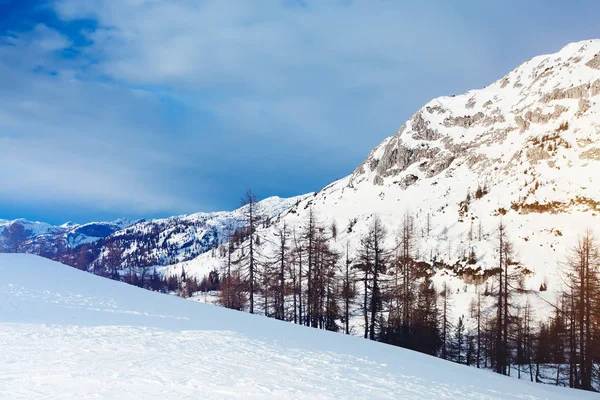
0;253;595;399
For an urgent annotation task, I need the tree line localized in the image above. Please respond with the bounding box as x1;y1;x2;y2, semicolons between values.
208;190;600;391
75;188;599;391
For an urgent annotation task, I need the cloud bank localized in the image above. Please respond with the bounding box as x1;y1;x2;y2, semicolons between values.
1;0;599;223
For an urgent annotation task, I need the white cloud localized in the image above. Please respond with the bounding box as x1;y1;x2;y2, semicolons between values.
6;0;597;220
0;39;198;215
54;0;487;90
0;2;495;219
49;0;498;155
0;23;72;70
0;136;188;212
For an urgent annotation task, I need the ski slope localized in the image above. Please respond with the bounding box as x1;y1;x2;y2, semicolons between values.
0;254;593;399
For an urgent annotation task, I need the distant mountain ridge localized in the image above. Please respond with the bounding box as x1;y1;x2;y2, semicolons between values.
0;218;136;254
1;196;304;271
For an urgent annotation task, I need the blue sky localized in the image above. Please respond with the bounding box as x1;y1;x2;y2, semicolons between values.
1;0;599;225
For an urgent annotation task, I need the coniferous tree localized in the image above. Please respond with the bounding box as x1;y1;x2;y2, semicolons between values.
341;242;356;335
220;223;236;309
452;316;465;363
354;233;371;339
399;212;416;331
385;212;417;346
560;229;600;390
273;223;289;320
304;207;317;326
293;228;304;325
409;274;439;355
356;216;389;341
310;226;339;330
104;241;123;280
469;289;483;368
440;281;453;360
241;189;260;314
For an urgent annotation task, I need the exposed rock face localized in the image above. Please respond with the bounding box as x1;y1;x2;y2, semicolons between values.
350;39;600;194
397;173;419;189
526;146;551;164
423;152;455;177
411;112;440;141
425;105;446;114
481;108;505;127
586;53;600;70
541;82;597;103
523;105;568;124
465;97;476;109
592;79;600;97
578;99;591;115
443;112;485;128
580;147;600;160
373;141;439;181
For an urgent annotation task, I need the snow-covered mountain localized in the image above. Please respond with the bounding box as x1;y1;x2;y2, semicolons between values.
0;253;593;399
180;40;600;320
0;218;135;255
86;195;304;271
6;39;600;326
1;196;303;273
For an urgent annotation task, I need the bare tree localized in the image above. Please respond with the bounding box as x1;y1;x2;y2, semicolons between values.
104;241;123;279
495;221;506;374
273;223;289;320
440;281;453;360
356;216;388;340
399;212;416;329
293;228;304;325
241;189;260;314
560;229;600;390
340;242;356;335
304;207;317;326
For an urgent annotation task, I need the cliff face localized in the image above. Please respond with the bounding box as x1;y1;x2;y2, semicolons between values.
351;39;600;208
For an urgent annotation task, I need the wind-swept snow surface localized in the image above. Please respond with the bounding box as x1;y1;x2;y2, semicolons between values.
0;254;593;399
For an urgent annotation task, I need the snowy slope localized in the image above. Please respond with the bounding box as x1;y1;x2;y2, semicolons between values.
91;195;304;271
65;218;136;247
181;40;600;324
0;253;594;400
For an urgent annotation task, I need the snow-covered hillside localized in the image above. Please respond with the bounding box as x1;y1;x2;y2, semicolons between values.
93;195;304;270
0;253;593;400
0;218;135;254
179;40;600;323
1;196;302;273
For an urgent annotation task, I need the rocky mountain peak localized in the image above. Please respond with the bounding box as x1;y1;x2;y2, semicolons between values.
350;39;600;209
